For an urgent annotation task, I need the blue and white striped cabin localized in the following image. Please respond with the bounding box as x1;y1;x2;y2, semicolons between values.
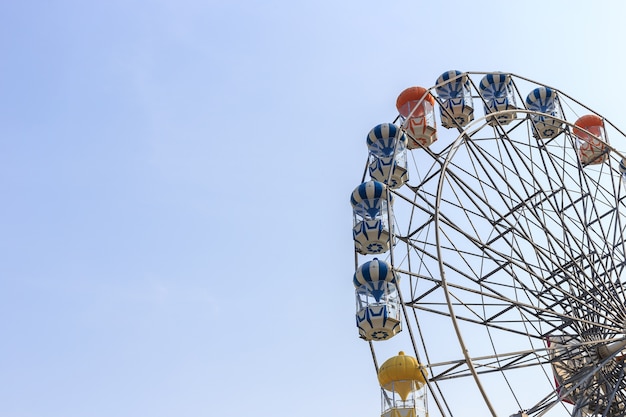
479;73;517;126
351;181;394;254
525;87;563;139
435;70;474;129
366;123;408;188
354;258;401;341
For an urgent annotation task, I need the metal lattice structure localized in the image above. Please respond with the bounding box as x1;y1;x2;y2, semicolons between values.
353;71;626;417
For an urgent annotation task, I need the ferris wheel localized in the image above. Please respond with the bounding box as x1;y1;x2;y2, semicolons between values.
350;71;626;417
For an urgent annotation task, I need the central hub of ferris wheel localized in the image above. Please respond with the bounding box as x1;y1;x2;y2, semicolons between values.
597;339;626;361
350;70;626;417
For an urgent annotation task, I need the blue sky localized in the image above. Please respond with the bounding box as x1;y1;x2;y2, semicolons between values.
1;1;626;416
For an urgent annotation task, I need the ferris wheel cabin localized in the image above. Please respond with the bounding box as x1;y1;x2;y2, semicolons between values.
396;87;438;149
435;70;474;129
367;123;409;189
525;87;563;139
351;181;394;255
378;352;428;417
354;258;401;341
479;73;517;126
573;114;609;165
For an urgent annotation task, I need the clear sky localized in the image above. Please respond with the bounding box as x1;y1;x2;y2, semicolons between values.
1;1;626;416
